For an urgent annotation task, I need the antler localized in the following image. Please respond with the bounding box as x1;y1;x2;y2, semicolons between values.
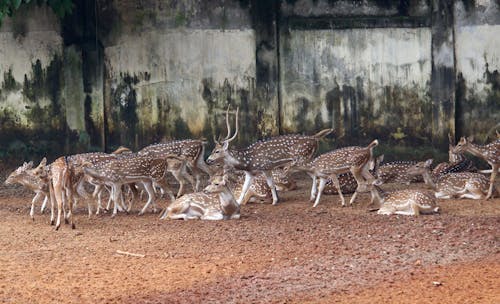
224;107;239;143
224;106;231;140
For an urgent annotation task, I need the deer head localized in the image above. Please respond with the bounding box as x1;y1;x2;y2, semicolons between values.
4;161;35;185
207;107;239;165
407;159;433;176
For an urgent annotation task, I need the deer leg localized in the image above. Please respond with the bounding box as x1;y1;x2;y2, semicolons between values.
331;175;346;207
309;174;317;202
170;169;186;198
40;194;48;214
139;181;156;215
263;171;279;205
486;164;498;199
54;175;64;230
30;192;42;220
111;185;122;218
237;172;254;205
313;177;327;207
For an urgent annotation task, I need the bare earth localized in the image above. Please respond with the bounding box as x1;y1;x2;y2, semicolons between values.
0;177;499;304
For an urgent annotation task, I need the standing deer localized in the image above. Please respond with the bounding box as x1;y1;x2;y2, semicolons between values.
300;141;378;207
138;139;211;196
368;180;440;216
407;159;496;199
319;154;384;196
451;136;500;199
83;153;183;217
206;107;333;205
4;159;49;220
160;174;240;220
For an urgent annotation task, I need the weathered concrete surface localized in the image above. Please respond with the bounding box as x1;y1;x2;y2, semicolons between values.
454;0;500;142
100;0;280;150
280;27;432;146
103;29;257;149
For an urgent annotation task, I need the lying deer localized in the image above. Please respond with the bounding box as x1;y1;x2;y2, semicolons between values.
232;168;297;205
160;174;240;220
368;179;440;216
206;107;332;205
451;136;500;199
432;133;476;176
138;139;211;196
4;159;49;220
298;140;379;207
407;159;496;199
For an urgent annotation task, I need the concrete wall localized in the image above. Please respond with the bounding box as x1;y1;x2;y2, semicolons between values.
280;27;432;144
0;0;499;160
454;0;500;142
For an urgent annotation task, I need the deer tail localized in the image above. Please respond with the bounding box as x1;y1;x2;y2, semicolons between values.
313;128;334;139
368;139;379;149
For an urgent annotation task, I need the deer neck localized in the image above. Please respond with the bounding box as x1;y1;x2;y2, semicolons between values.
225;148;251;171
463;143;488;159
421;170;437;189
370;185;385;206
218;186;239;214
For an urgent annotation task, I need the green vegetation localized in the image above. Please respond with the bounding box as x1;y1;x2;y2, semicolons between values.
0;0;73;26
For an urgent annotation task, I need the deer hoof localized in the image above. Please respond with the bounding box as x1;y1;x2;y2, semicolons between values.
71;223;76;229
50;220;55;226
55;225;60;231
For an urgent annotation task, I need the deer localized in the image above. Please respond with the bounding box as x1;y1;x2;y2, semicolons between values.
407;159;496;199
451;136;500;199
83;153;184;217
297;141;379;207
138;139;211;196
432;133;476;176
231;167;297;205
160;173;240;220
4;158;49;220
206;107;333;206
318;154;384;197
368;179;440;216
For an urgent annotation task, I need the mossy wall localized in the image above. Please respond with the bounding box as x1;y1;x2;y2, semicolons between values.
0;0;499;162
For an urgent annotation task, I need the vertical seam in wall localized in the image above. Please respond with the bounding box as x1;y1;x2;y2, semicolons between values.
451;2;458;141
275;0;282;135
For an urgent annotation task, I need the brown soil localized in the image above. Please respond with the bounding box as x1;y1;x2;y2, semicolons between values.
0;176;499;304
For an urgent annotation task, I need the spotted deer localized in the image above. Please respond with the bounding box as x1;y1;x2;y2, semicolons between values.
368;180;439;216
407;159;496;199
83;153;183;217
451;136;500;199
432;133;475;176
206;107;333;205
319;154;384;196
138;139;211;196
160;174;240;220
4;158;49;220
232;168;297;205
296;141;379;207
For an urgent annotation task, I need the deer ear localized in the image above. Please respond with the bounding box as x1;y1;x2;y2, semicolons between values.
425;159;433;167
39;157;47;167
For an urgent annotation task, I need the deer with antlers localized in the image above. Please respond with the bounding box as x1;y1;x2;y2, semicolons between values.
138;139;211;197
4;158;49;220
206;107;332;205
451;136;500;199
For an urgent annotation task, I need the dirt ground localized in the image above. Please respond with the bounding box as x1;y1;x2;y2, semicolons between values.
0;174;499;303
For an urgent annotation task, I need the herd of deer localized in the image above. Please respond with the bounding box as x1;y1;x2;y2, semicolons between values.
4;108;500;229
